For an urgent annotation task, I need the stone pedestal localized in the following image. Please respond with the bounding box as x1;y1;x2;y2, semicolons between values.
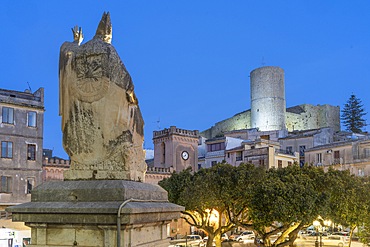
7;180;184;247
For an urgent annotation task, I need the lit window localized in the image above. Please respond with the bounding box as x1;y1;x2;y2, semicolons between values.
27;144;36;160
2;107;14;124
1;141;13;158
27;111;37;127
0;176;12;193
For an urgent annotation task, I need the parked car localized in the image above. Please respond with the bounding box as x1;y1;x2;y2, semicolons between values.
202;234;228;246
221;233;229;242
321;235;348;247
169;235;205;247
236;231;255;242
229;233;240;241
331;231;349;236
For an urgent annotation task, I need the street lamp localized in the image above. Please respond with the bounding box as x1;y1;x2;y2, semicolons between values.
313;220;321;247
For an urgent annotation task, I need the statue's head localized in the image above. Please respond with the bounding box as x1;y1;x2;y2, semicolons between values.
95;12;112;44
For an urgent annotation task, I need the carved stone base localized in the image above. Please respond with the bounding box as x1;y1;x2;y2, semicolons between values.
7;180;184;247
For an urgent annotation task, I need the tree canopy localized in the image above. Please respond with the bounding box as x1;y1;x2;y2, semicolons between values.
159;163;264;247
159;163;370;247
325;169;370;246
341;94;367;133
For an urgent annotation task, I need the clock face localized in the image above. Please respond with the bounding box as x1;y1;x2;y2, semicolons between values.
181;151;189;160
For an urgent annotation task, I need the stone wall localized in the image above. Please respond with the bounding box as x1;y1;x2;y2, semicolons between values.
286;104;340;132
201;110;251;139
201;104;340;139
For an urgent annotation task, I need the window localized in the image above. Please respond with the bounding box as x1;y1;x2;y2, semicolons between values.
211;161;217;167
236;151;242;161
27;111;37;127
358;169;365;177
2;107;14;124
278;160;283;168
334;150;340;159
299;145;306;156
26;178;35;194
286;146;293;154
288;161;292;166
0;176;12;193
207;142;225;152
1;141;13;158
317;153;322;164
27;144;36;160
160;142;165;164
260;135;270;140
299;145;306;167
259;159;265;167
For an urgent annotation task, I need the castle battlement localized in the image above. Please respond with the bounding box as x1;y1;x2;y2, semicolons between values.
153;126;199;138
43;157;70;167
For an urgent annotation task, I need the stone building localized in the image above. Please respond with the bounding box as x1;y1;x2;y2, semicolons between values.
153;126;199;172
225;139;299;169
201;66;340;139
279;127;335;166
305;135;370;176
0;87;44;211
42;149;70;182
198;136;244;168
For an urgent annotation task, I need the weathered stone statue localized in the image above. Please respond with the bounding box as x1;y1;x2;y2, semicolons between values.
8;13;183;247
59;12;146;181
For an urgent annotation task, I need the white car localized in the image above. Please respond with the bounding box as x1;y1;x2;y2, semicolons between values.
321;235;348;247
236;231;255;242
169;235;205;247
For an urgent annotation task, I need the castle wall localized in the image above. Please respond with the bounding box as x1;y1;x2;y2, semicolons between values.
201;104;340;139
201;111;251;139
286;104;340;132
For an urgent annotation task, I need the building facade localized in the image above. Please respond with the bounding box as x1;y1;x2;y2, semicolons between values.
0;88;44;211
225;139;299;169
153;126;199;172
42;149;70;182
279;127;334;166
305;136;370;176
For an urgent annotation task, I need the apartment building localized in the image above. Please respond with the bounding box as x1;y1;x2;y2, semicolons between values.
0;88;44;211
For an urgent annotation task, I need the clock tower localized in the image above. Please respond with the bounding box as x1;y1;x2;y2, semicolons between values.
153;126;199;172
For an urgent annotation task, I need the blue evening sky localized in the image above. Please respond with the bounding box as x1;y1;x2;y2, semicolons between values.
1;1;369;159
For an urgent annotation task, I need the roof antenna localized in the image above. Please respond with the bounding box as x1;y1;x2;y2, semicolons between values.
27;82;32;92
156;117;161;129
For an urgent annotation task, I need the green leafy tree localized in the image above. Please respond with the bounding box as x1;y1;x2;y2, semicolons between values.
326;169;370;247
159;163;264;247
243;165;330;247
341;94;367;133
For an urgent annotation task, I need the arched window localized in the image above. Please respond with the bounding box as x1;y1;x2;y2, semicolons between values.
161;142;166;164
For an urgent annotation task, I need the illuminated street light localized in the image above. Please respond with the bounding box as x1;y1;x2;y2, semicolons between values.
313;220;321;247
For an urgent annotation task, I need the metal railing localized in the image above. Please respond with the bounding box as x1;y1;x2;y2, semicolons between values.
0;211;11;219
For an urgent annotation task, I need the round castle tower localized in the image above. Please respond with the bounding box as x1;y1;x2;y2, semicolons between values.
250;66;286;131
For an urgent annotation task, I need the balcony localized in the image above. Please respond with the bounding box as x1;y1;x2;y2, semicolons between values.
275;149;295;156
353;153;370;163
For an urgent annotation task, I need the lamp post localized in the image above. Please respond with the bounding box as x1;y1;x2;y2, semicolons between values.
313;220;320;247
